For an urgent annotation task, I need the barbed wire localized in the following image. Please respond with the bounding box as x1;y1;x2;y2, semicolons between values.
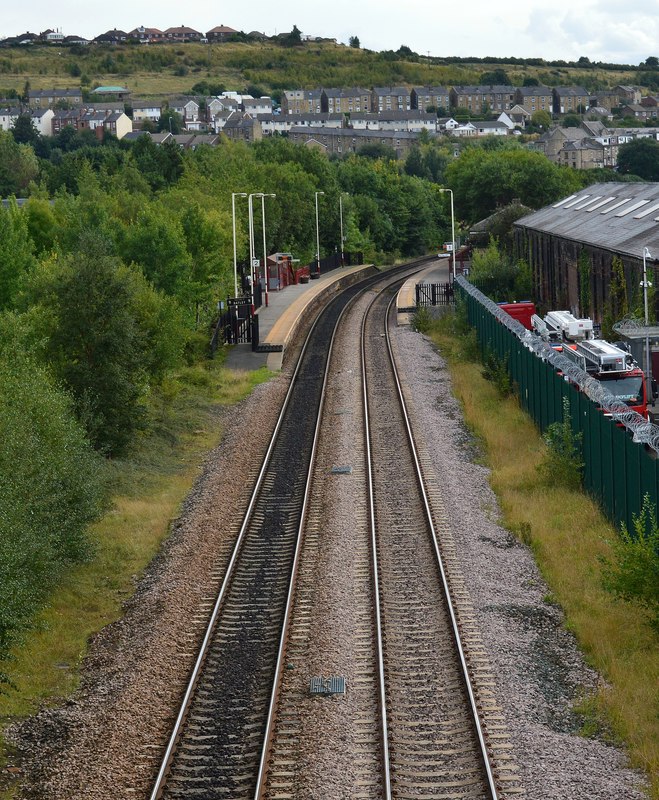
455;277;659;453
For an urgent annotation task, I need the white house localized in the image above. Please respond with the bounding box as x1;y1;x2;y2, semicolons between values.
132;101;162;125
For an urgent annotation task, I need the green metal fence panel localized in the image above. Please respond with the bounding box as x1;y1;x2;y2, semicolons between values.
624;432;641;533
456;280;659;537
612;424;628;529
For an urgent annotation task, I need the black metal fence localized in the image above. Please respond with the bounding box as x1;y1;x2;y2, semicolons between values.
416;282;454;307
308;251;364;277
210;297;255;356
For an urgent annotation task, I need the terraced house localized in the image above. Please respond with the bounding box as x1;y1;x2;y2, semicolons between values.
450;85;516;114
320;88;371;114
514;85;553;115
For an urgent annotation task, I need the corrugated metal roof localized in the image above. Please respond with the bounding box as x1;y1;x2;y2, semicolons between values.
514;182;659;258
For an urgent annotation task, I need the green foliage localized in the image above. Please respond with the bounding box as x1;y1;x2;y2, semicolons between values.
412;305;432;333
158;108;184;134
349;36;360;49
537;396;584;488
24;233;185;456
10;113;40;146
0;130;39;196
579;250;592;317
609;255;629;320
617;138;659;180
0;338;105;682
479;68;510;84
563;113;582;127
531;109;552;129
469;237;530;301
444;144;582;223
481;349;512;395
0;199;36;309
602;494;659;631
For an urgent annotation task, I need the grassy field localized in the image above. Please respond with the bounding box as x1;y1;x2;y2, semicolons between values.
430;312;658;799
0;351;272;798
0;42;640;99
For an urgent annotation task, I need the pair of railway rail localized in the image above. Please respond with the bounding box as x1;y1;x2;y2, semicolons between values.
149;261;516;799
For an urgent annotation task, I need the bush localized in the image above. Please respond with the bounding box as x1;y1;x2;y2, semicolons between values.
602;494;659;632
0;344;106;684
481;349;512;396
412;305;432;333
537;397;583;487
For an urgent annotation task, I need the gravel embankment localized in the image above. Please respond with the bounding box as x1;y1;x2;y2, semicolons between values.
4;311;650;800
391;323;649;800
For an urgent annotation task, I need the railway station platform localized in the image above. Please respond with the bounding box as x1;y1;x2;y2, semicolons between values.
224;264;375;373
396;256;454;325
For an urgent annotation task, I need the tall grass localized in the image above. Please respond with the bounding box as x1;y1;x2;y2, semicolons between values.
431;311;658;799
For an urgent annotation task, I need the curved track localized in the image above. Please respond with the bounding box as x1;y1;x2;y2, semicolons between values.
149;261;430;799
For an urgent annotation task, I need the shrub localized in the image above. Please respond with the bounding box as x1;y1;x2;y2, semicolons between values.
602;494;659;631
537;396;583;487
481;349;512;396
0;343;106;684
412;305;432;333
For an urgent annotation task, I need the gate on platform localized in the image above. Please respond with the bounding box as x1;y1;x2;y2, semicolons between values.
415;282;454;307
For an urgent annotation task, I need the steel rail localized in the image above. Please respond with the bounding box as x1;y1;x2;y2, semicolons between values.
150;258;434;799
360;287;394;800
149;303;329;800
253;280;360;798
381;288;500;798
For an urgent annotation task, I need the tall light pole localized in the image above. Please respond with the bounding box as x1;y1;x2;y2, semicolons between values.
248;192;264;309
260;193;276;307
314;190;324;277
231;192;247;297
439;188;456;280
339;193;346;267
642;246;653;391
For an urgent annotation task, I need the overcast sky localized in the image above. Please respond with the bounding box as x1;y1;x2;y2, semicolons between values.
4;0;659;66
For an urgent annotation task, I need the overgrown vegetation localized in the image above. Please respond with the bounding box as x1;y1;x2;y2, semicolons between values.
468;236;532;301
602;494;659;632
537;396;584;487
430;308;658;798
411;305;433;333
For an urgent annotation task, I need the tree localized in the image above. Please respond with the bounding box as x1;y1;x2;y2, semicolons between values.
531;110;552;130
158;108;184;134
480;69;510;85
0;200;36;309
644;56;658;67
11;113;40;146
617;138;659;180
444;145;582;223
563;113;581;127
24;233;157;456
349;35;360;48
0;336;105;679
523;76;540;86
282;25;302;47
0;130;39;196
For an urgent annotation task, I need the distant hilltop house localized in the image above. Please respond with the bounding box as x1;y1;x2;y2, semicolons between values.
92;85;131;101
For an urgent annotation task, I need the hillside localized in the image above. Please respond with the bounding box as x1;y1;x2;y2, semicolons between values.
0;41;646;100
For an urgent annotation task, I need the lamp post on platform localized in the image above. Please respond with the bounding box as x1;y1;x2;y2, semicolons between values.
339;193;346;267
248;192;264;309
260;193;276;307
314;190;324;277
231;192;247;298
439;188;456;280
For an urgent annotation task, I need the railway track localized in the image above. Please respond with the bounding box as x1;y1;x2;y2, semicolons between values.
149;261;430;799
150;260;521;799
363;284;511;798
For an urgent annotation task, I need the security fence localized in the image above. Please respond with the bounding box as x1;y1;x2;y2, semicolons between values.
455;276;659;535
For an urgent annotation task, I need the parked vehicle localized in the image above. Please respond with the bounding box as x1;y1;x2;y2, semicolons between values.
531;310;652;419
